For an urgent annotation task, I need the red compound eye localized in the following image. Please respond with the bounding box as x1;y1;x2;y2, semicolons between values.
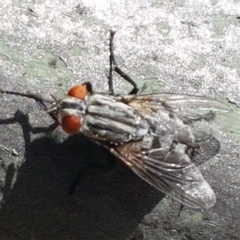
62;115;81;134
68;85;88;100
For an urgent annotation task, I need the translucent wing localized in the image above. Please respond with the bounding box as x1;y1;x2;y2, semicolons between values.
113;94;226;209
110;138;216;210
121;93;231;150
122;93;232;124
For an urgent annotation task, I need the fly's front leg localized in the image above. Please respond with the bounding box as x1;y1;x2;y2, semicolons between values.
1;88;50;112
0;87;59;132
108;30;139;95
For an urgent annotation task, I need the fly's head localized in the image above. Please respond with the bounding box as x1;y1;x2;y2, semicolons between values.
48;84;89;135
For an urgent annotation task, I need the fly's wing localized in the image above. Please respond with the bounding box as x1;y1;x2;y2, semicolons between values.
110;139;216;210
123;93;232;124
123;93;231;152
105;93;223;209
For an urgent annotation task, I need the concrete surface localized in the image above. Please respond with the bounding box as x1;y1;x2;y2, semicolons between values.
0;0;240;239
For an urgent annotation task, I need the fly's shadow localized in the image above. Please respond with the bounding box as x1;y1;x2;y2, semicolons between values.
0;110;163;240
0;113;222;239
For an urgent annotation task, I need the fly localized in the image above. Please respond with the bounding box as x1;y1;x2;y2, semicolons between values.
0;30;232;211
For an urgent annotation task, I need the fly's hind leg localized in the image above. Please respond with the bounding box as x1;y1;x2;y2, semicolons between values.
108;30;139;95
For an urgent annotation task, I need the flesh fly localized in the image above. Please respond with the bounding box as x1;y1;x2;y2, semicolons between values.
0;31;232;211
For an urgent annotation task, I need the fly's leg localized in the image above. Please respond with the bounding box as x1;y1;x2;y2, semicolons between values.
31;122;59;134
178;204;184;216
0;87;59;133
0;87;57;123
108;30;115;95
1;88;50;111
108;30;139;95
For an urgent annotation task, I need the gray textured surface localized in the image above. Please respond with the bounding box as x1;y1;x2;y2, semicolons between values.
0;0;240;239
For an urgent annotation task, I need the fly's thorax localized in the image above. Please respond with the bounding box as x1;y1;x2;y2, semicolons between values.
81;94;149;143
